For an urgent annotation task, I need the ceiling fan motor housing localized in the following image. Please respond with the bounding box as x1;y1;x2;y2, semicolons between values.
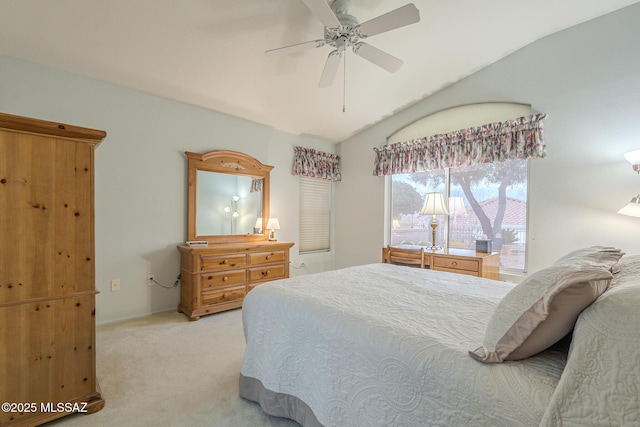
325;0;360;48
331;0;352;16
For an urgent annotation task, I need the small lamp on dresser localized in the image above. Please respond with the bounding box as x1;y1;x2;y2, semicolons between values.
267;217;280;241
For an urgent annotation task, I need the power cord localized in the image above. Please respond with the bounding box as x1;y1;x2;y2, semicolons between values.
290;260;306;270
149;274;181;289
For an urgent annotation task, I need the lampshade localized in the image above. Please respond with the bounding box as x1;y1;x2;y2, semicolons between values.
448;196;467;216
266;218;280;230
617;194;640;217
624;150;640;173
419;192;449;216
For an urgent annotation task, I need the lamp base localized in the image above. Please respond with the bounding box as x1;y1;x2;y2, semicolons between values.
429;217;442;251
268;230;277;241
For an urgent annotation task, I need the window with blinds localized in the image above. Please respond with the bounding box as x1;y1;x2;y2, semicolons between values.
299;177;331;253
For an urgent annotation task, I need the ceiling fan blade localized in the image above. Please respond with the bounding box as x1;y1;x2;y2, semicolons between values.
358;3;420;37
265;39;325;56
352;42;403;73
319;50;342;88
301;0;341;28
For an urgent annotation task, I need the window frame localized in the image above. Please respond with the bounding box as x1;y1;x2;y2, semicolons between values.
386;160;530;273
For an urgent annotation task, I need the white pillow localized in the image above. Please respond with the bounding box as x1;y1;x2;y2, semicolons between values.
541;254;640;424
554;246;624;268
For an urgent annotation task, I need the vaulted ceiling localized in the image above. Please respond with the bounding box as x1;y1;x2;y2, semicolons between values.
1;0;638;142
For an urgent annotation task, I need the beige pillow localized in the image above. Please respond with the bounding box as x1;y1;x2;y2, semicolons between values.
469;262;612;363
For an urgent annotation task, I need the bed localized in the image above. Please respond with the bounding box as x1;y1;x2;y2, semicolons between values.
239;248;640;426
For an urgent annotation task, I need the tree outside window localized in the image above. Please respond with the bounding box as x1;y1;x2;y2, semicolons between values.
390;160;528;272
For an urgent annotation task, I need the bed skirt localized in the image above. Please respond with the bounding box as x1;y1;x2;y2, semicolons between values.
239;374;323;427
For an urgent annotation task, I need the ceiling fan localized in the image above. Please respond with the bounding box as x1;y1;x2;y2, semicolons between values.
266;0;420;88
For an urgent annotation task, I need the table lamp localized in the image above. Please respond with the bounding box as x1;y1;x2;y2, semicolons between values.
267;218;280;241
419;192;449;250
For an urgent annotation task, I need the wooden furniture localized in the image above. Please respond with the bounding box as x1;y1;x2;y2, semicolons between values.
179;150;294;319
186;149;273;244
387;246;426;268
383;246;500;280
0;112;106;425
178;241;294;320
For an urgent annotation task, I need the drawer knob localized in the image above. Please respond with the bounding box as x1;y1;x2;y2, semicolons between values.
222;276;228;281
222;259;228;264
452;261;457;266
222;292;229;299
266;255;271;260
262;270;270;276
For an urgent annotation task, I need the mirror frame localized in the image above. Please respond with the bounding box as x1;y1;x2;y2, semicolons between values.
186;150;272;244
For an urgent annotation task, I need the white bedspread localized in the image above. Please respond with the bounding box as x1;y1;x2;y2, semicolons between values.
241;263;568;427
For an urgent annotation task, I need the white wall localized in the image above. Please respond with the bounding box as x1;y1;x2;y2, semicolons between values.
336;4;640;274
0;55;335;324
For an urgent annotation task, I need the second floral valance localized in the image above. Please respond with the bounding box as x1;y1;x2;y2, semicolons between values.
292;146;342;182
373;113;547;176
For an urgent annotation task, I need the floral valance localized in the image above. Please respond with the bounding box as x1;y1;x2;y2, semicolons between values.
292;146;342;182
373;114;547;176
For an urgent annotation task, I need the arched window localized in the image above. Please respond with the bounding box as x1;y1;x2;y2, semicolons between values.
380;103;546;273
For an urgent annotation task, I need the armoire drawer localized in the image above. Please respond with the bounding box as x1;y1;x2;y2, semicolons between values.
200;253;247;271
201;269;247;290
249;251;285;266
249;264;286;282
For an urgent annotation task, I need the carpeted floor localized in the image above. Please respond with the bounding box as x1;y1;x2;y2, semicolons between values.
44;309;299;427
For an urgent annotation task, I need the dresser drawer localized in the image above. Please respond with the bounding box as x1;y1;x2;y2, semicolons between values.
432;257;479;273
201;269;247;290
249;250;286;266
201;286;246;305
200;253;247;271
249;264;286;282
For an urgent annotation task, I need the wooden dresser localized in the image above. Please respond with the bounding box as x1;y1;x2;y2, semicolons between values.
382;246;500;280
178;241;294;320
0;112;106;425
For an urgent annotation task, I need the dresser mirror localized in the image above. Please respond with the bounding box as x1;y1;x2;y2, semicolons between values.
186;150;272;243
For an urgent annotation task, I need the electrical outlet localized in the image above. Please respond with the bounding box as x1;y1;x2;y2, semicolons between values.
110;279;121;292
299;259;305;268
147;275;155;286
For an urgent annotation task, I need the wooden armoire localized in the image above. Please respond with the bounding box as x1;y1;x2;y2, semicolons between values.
0;112;106;426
